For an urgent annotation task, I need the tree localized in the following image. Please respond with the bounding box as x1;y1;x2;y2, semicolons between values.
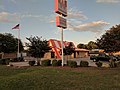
97;24;120;53
26;36;51;65
77;41;98;50
87;41;98;50
77;43;87;49
63;42;75;59
0;33;23;53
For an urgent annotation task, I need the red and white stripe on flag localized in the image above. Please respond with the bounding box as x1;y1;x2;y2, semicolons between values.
12;24;20;29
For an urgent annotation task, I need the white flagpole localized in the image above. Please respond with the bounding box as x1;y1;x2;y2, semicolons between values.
17;27;20;58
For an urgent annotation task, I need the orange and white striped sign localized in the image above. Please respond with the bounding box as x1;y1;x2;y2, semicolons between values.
49;39;76;58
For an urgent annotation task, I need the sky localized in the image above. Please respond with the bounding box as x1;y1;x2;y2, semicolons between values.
0;0;120;46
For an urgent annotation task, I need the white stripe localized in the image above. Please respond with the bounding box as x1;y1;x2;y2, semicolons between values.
54;41;60;48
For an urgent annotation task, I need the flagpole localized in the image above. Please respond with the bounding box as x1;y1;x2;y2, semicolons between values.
17;28;20;58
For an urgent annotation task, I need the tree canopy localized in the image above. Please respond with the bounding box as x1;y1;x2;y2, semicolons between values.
87;41;98;50
97;24;120;53
77;41;98;50
0;33;23;53
64;42;75;55
77;43;87;49
26;36;51;58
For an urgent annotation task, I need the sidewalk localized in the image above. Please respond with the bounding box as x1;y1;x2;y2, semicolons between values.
9;62;29;67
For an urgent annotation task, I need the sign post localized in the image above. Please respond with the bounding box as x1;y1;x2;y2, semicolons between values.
55;0;67;66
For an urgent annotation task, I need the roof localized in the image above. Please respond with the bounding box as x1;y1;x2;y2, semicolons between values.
49;39;76;49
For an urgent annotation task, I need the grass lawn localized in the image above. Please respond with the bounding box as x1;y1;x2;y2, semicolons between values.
0;65;120;90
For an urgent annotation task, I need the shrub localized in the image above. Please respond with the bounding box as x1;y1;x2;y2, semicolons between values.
57;60;62;66
96;61;103;67
67;60;77;68
80;61;89;67
11;57;24;62
10;58;18;62
0;58;10;65
109;60;117;68
29;61;35;66
116;61;120;67
52;60;58;66
41;59;51;66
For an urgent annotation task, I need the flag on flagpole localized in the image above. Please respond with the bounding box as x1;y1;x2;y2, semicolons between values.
12;24;20;29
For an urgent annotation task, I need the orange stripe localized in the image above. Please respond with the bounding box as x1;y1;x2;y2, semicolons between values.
57;41;61;48
50;40;61;58
52;48;61;58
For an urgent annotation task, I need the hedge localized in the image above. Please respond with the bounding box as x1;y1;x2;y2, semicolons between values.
80;61;89;67
67;60;77;68
29;61;35;66
41;59;51;66
96;61;102;67
0;58;10;65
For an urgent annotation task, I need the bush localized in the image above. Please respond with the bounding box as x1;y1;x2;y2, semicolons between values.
116;61;120;67
51;60;62;66
96;61;102;67
41;59;51;66
10;58;18;62
80;61;89;67
57;60;62;66
0;58;10;65
52;60;58;66
10;57;24;62
67;60;77;68
29;61;35;66
109;60;117;68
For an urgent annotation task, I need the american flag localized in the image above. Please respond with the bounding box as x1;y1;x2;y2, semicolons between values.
12;24;20;29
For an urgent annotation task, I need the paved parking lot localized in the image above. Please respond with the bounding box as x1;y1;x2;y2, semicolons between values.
9;57;110;67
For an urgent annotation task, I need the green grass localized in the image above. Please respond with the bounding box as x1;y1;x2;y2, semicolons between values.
0;65;120;90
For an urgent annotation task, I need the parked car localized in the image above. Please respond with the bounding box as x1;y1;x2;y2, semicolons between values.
90;53;110;62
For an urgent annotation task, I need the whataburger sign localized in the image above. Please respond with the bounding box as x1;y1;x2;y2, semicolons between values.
55;0;67;29
54;0;67;66
55;0;67;17
56;16;67;29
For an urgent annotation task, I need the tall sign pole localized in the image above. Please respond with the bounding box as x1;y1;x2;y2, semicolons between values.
55;0;67;66
61;26;64;66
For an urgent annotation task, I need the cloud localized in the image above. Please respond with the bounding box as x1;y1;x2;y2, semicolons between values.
96;0;120;3
21;14;42;18
49;9;109;34
68;20;110;34
0;12;49;23
0;12;20;23
68;9;88;20
21;13;50;23
10;0;17;4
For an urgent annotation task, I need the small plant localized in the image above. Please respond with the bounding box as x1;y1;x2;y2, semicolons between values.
57;60;62;66
67;60;77;68
52;60;58;66
41;59;51;66
96;61;103;67
0;58;10;65
109;60;117;68
29;61;35;66
80;61;89;67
